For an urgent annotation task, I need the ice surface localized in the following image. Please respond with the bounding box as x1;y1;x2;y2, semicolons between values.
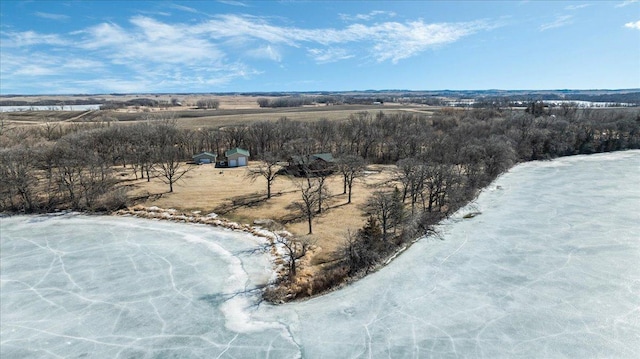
2;150;639;358
0;217;299;358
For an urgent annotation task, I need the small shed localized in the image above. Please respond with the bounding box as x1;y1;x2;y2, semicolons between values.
193;152;217;164
225;148;250;167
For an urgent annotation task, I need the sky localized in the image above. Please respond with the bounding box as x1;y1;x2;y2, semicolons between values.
0;0;639;94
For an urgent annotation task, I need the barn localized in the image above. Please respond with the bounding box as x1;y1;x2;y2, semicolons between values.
225;148;250;167
192;152;217;164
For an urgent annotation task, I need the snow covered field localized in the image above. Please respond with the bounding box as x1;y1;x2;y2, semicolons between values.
0;104;102;112
2;150;639;358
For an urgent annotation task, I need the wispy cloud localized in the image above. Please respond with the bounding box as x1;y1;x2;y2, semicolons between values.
192;14;494;63
1;13;496;92
624;20;640;29
307;48;354;63
1;30;68;47
34;12;70;21
339;10;396;22
616;0;638;8
168;3;199;13
247;45;282;61
565;4;590;10
217;0;248;7
540;15;573;31
79;17;224;65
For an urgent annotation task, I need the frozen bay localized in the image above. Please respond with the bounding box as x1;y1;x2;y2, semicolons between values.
1;150;639;358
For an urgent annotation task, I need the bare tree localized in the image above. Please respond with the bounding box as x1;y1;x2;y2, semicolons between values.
154;146;193;193
196;98;219;109
247;152;282;199
0;113;7;136
366;189;404;241
273;232;314;280
336;154;365;204
314;170;331;214
0;146;38;212
293;177;321;234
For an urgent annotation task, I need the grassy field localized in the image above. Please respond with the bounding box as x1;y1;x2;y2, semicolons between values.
2;95;437;130
124;161;397;270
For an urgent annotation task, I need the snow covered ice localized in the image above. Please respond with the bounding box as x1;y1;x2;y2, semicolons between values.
2;150;639;358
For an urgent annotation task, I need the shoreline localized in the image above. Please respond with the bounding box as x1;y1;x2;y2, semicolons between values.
112;205;431;303
112;205;296;294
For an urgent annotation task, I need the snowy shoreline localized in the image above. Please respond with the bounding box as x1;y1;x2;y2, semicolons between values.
113;205;292;284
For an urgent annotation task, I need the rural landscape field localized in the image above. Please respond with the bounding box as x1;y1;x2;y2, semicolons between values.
2;0;640;357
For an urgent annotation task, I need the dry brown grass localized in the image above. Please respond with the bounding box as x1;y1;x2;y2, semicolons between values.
3;94;436;130
125;161;397;272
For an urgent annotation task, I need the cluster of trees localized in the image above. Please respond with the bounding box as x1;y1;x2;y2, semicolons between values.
256;96;316;108
195;99;219;109
99;98;188;110
0;118;195;212
2;107;638;214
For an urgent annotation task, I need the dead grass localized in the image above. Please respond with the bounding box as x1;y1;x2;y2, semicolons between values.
3;94;436;130
126;161;397;274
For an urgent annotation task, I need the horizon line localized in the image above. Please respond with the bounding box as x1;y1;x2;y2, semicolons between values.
2;88;640;97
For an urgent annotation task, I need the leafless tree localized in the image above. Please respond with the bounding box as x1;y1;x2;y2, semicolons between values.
293;177;321;234
0;146;38;211
247;152;282;199
0;113;8;136
196;98;219;109
273;232;314;280
336;154;365;204
154;146;193;193
365;189;403;241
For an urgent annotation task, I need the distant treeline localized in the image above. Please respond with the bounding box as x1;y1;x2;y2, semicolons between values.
99;98;175;110
477;92;640;105
257;93;640;109
256;95;445;107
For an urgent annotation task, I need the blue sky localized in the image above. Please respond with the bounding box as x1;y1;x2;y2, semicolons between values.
1;0;639;94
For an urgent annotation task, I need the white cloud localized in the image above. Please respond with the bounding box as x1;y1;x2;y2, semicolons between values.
624;20;640;29
565;4;590;10
1;30;68;47
193;15;299;45
191;15;493;63
540;15;573;31
0;52;102;80
168;3;199;13
307;48;354;63
616;0;638;8
339;10;396;22
1;13;496;92
363;20;492;63
217;0;248;7
247;45;282;61
35;12;70;21
80;17;223;65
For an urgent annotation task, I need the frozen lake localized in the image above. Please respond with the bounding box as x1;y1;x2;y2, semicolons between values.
2;150;639;358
